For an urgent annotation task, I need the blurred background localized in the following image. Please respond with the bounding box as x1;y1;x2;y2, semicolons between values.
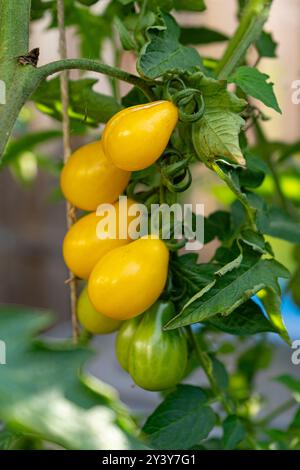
0;0;299;422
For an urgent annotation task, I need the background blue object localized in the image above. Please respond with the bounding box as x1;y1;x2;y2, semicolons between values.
253;280;300;342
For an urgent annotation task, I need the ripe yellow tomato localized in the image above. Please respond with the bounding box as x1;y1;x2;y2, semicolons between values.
102;101;178;171
63;199;136;279
88;237;169;320
60;140;131;211
77;287;121;334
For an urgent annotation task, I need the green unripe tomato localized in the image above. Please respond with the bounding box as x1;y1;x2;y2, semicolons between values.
115;317;142;372
77;287;122;334
115;301;188;391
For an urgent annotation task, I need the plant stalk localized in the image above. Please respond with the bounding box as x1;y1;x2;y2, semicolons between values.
207;160;257;230
0;67;41;158
256;398;296;427
254;120;291;214
0;0;33;156
38;59;156;101
0;0;31;59
215;0;272;79
186;326;234;415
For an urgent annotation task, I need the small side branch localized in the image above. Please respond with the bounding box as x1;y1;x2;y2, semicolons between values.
215;0;272;79
38;59;156;101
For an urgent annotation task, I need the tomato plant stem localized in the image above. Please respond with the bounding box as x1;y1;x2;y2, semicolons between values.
0;0;31;58
0;67;41;159
215;0;272;79
186;326;234;415
256;398;296;427
207;160;257;230
38;59;157;101
254;120;292;216
0;0;35;158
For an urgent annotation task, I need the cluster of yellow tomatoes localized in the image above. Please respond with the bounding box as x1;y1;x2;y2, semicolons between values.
61;100;179;334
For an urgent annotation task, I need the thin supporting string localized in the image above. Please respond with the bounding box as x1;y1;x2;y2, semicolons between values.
57;0;79;342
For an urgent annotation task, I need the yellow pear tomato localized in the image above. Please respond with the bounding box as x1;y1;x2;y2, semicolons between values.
88;237;169;320
63;199;136;279
60;140;131;211
102;101;178;171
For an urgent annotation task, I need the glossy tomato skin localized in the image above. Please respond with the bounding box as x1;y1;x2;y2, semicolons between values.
102;101;178;171
77;287;121;334
116;301;188;391
115;316;142;371
88;237;169;320
60;140;131;211
63;199;136;279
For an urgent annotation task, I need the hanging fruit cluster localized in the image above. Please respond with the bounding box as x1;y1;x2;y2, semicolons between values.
61;100;188;391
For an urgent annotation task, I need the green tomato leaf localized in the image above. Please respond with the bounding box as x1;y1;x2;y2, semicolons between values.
289;408;300;432
206;299;276;336
32;78;122;127
121;86;150;107
170;254;216;301
256;31;277;58
146;0;174;9
258;288;291;345
50;1;112;59
114;17;137;51
239;150;270;189
276;375;300;403
222;415;246;450
77;0;100;5
193;109;245;165
143;0;207;12
174;0;206;11
188;73;247;112
229;66;281;114
31;0;55;20
238;341;273;383
0;306;143;450
143;385;216;449
117;0;134;5
240;229;270;254
256;205;300;244
204;211;232;244
137;13;202;79
278;140;300;162
180;27;227;45
190;74;246;165
211;356;229;391
1;131;61;168
165;251;289;329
